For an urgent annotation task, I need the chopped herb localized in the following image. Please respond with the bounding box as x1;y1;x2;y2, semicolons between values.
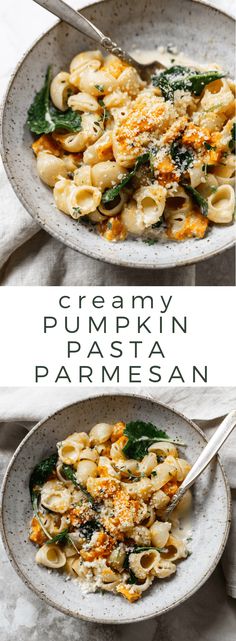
31;492;51;540
98;99;110;124
27;67;82;135
47;528;70;545
229;123;236;153
152;65;225;101
102;152;150;204
152;215;164;229
204;142;216;151
205;102;224;113
181;182;208;216
127;568;138;584
62;463;97;508
73;206;81;215
123;420;180;460
170;139;194;172
151;470;157;476
95;84;104;93
143;238;158;245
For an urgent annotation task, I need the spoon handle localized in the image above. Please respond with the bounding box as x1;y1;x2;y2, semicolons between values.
166;410;236;515
33;0;139;67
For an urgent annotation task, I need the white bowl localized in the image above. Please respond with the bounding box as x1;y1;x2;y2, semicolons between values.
0;394;231;623
1;0;235;270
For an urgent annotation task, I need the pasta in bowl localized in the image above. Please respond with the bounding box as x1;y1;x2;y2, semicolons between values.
2;0;235;268
28;50;235;245
0;394;231;622
29;420;191;602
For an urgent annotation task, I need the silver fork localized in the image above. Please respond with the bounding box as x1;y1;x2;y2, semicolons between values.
32;0;165;79
165;410;236;517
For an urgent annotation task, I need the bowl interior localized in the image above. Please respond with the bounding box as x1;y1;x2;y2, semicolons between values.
0;394;230;623
2;0;235;269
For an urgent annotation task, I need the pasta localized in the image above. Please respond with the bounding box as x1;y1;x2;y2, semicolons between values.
28;50;235;245
29;419;191;602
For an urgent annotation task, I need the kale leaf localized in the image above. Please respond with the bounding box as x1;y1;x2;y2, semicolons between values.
181;183;208;216
132;546;166;553
27;67;82;135
29;452;58;499
170;139;194;173
47;528;70;545
123;421;171;460
101;152;150;204
152;65;225;101
62;463;97;508
229;122;236;153
79;519;102;539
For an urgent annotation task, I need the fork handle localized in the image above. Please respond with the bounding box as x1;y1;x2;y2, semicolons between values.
32;0;139;67
166;410;236;515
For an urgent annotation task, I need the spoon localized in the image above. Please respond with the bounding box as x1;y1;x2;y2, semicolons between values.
32;0;165;79
165;409;236;516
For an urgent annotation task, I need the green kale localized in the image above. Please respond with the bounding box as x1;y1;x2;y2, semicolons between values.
27;67;82;135
131;546;166;553
79;519;102;539
29;453;58;499
123;421;171;460
47;528;70;545
95;84;104;93
152;65;225;101
29;453;58;539
229;123;236;153
143;238;158;245
101;152;150;204
203;142;216;151
170;139;194;173
181;183;208;216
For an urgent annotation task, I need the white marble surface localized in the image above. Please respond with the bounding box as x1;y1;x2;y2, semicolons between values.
0;385;236;640
0;0;235;286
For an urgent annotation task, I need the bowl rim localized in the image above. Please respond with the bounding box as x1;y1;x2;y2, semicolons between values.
0;392;232;624
0;0;235;270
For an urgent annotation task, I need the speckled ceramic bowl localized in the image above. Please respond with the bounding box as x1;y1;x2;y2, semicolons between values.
0;394;231;623
1;0;235;270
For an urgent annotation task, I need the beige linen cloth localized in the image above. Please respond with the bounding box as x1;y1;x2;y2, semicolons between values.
0;387;236;641
0;0;235;286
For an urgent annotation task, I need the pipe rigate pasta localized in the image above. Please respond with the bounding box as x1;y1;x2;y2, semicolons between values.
29;49;235;245
29;419;191;602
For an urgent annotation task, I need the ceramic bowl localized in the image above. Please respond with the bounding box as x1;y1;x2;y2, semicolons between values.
1;0;235;270
0;394;231;623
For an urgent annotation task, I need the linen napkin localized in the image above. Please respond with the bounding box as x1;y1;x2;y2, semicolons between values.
1;387;236;641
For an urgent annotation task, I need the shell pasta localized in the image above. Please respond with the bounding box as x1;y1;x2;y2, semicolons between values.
28;50;235;245
29;420;191;602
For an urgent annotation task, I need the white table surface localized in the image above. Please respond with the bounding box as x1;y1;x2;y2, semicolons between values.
0;0;235;286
